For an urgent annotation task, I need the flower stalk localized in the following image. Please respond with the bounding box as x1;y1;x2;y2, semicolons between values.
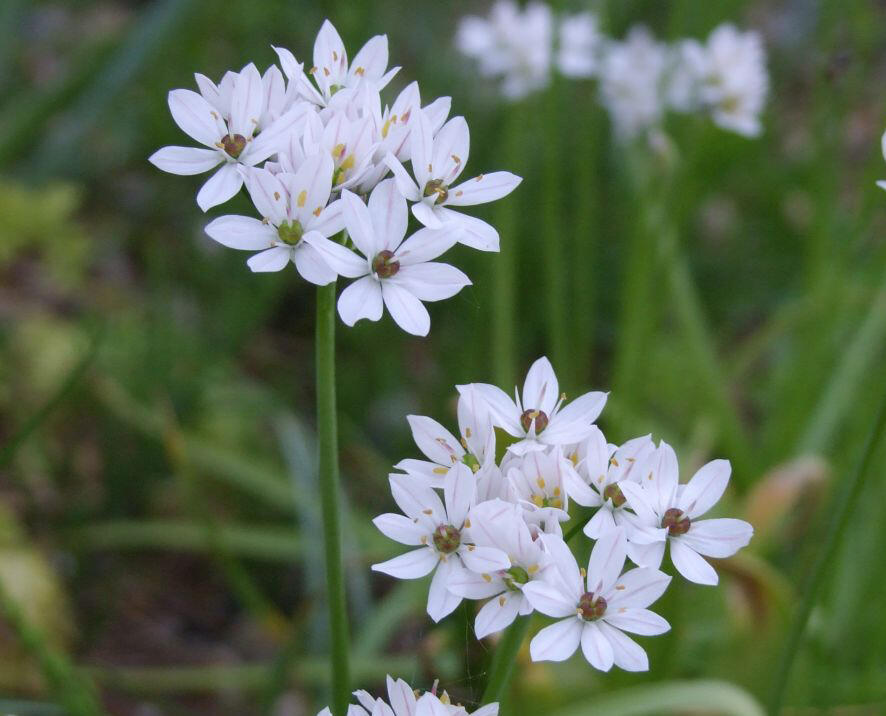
481;615;533;706
316;279;350;715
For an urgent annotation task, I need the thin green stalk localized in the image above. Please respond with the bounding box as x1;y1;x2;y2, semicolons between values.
481;615;532;706
768;387;886;713
0;577;103;716
316;280;350;716
491;109;521;388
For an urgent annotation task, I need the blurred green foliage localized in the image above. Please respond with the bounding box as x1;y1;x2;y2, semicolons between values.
2;0;886;713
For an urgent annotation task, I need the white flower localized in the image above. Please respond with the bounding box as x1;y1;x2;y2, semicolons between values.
878;131;886;192
523;529;671;671
557;12;602;79
300;109;381;192
385;110;522;252
275;20;399;109
570;429;656;539
696;24;768;137
461;356;607;456
664;39;707;113
203;155;343;278
618;442;754;585
598;27;668;140
321;676;499;716
455;0;553;100
372;464;510;622
448;499;552;638
311;179;472;336
149;64;307;211
395;386;496;487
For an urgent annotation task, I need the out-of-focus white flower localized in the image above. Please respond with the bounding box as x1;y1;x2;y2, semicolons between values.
461;356;607;456
385;110;522;252
664;39;707;113
149;64;308;210
372;464;510;622
557;12;603;79
694;24;768;137
878;131;886;191
311;180;471;336
455;0;553;100
523;529;671;671
619;442;754;585
203;155;343;278
598;27;669;140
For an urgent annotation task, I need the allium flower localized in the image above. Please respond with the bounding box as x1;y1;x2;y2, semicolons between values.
448;499;552;638
319;676;499;716
203;155;343;277
618;442;754;585
149;64;307;210
461;356;607;456
385;111;522;251
311;179;471;336
695;24;768;137
372;465;510;622
598;27;669;140
523;529;671;671
557;12;602;79
455;0;553;100
878;131;886;192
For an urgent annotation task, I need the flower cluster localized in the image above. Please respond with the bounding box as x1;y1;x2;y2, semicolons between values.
317;675;499;716
456;1;768;139
150;19;522;336
373;357;753;671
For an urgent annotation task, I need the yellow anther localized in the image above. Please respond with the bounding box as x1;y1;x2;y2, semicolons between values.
475;173;484;181
273;191;280;201
610;457;619;467
432;467;448;475
482;573;492;582
313;206;323;217
211;111;219;120
528;564;539;574
452;154;461;164
332;51;338;61
465;427;472;438
536;476;546;489
550;498;563;509
464;519;471;528
570;452;579;465
422;509;433;515
355;66;365;76
580;567;587;578
531;494;545;508
615;584;625;590
553;487;561;497
323;67;330;76
498;596;506;606
381;118;393;138
297;189;307;207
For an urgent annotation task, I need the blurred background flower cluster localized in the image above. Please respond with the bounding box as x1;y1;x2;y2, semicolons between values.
1;0;885;714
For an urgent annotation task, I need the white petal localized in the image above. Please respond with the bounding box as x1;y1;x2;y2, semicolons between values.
309;236;368;278
580;622;615;671
349;34;389;82
372;548;438;579
681;518;753;558
542;392;608;445
444;462;476;526
583;505;616;539
522;356;559;415
390;473;447;524
342;189;379;257
386;677;417;716
669;539;719;585
390;263;470;302
648;442;680;516
372;513;426;546
167;89;225;148
246;246;291;272
409;109;434;187
604;607;670;636
292;239;337;285
606;567;672;609
368;178;408;250
411;200;443;229
249;105;309;164
197;163;243;211
381;282;431;336
522;580;577;619
475;593;522;639
338;275;384;326
437;209;499;251
537;532;584;600
424;96;451;133
529;617;582;662
243;166;288;225
431;116;470;184
394;459;446;488
282;153;334;227
447;171;522;206
204;215;276;250
459;545;510;574
679;459;731;518
393;227;458;266
383;153;422;201
618;481;660;527
407;415;463;465
597;622;649;672
415;693;450;716
427;558;462;622
230;63;263;136
461;383;521;437
310;198;347;237
563;465;600;507
314;19;347;94
586;528;627;595
149;146;221;175
447;566;503;600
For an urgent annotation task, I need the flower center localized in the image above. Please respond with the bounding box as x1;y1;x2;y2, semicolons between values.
432;524;461;554
277;220;304;246
423;178;449;205
661;507;691;536
372;250;400;278
461;452;481;473
530;492;562;509
502;565;530;592
603;483;626;508
222;133;247;159
578;592;607;621
520;409;549;434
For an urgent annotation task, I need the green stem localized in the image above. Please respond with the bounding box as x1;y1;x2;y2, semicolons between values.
481;615;532;706
316;281;350;716
767;388;886;713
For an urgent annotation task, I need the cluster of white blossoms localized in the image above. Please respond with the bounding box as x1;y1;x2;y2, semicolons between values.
149;19;522;336
318;675;499;716
373;357;753;671
455;1;768;139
